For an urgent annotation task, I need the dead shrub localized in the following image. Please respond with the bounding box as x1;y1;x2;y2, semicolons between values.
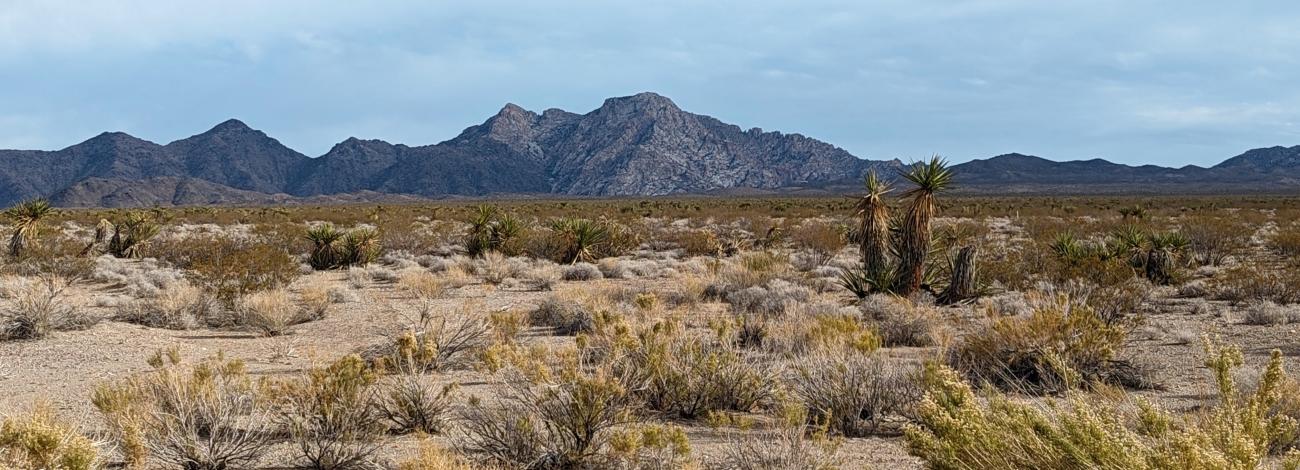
562;262;604;281
860;295;939;347
381;375;457;435
529;296;600;336
713;408;841;470
1;275;94;339
1240;301;1300;326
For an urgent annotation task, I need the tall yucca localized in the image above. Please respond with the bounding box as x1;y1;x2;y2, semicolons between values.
854;171;893;278
891;156;954;296
4;199;53;258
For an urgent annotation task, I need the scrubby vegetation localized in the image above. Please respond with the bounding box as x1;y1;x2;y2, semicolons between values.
1;191;1299;468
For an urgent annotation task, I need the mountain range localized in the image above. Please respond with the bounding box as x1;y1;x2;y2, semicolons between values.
0;92;1297;207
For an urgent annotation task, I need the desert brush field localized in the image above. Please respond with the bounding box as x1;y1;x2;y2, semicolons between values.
3;163;1300;469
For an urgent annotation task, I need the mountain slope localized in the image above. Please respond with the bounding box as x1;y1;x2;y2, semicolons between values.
0;92;1298;207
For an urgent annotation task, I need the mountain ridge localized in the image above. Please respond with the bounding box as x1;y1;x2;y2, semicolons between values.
1;92;1297;207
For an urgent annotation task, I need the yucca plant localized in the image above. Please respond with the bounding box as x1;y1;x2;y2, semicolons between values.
342;227;381;266
465;205;499;257
1144;231;1190;285
107;212;160;259
306;224;345;270
552;218;609;264
854;171;893;279
891;157;954;296
4;199;53;258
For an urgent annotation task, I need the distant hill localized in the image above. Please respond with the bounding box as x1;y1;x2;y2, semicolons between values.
0;92;1296;207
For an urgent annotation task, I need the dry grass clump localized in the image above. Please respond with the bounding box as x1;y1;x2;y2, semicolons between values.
398;270;448;300
91;255;187;298
1269;224;1300;258
0;403;103;470
1;275;94;340
790;349;921;437
237;289;312;336
906;339;1300;470
948;295;1143;394
92;351;273;469
667;229;722;257
399;442;494;470
757;308;882;355
271;355;388;469
114;282;213;329
1240;301;1300;326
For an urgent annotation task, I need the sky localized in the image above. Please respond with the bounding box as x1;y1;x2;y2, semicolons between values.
2;1;1298;167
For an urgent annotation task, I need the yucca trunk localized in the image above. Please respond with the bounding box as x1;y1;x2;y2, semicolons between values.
856;180;891;278
7;231;25;258
892;191;936;296
938;245;977;305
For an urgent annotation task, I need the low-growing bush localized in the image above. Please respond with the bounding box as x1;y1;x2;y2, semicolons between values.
0;403;102;470
619;321;777;419
1212;265;1300;305
93;351;273;470
790;350;921;437
529;296;600;336
562;262;604;281
271;355;387;469
376;308;492;373
948;295;1142;393
183;236;300;306
1;275;94;340
381;374;457;435
454;366;640;468
906;339;1300;470
1240;301;1300;326
713;408;841;470
115;283;212;329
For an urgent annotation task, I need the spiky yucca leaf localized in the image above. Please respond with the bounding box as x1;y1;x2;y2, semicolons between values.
107;212;160;259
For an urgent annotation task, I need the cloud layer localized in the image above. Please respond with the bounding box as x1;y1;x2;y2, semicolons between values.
3;0;1298;166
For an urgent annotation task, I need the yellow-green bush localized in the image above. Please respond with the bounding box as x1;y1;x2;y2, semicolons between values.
0;403;102;470
907;339;1300;470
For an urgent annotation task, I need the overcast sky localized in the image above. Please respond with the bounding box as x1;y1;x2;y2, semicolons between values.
2;1;1298;166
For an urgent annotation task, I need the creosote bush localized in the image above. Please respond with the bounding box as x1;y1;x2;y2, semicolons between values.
948;294;1142;394
906;338;1300;470
270;354;387;470
454;366;640;469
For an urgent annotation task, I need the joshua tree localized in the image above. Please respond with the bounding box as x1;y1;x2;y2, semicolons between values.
891;157;954;296
4;199;53;258
854;172;893;280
